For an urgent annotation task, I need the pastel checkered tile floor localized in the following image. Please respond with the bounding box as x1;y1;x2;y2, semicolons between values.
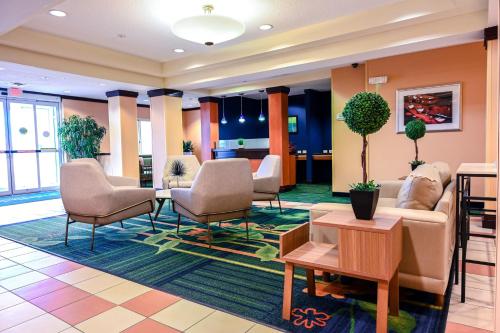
0;197;496;332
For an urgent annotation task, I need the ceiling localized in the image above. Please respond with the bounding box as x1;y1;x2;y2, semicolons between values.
23;0;404;61
0;0;493;107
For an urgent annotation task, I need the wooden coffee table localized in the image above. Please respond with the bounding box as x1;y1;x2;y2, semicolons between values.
154;189;171;221
280;210;402;333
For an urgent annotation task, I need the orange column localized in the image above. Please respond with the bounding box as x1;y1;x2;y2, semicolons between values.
198;97;219;161
105;90;139;179
266;86;292;187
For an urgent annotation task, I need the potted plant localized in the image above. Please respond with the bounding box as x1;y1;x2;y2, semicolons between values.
169;160;186;188
183;140;194;155
58;115;106;159
342;92;390;220
405;119;426;170
237;138;244;149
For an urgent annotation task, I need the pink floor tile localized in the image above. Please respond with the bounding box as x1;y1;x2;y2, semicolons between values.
51;295;116;325
459;260;496;277
121;290;181;317
12;278;69;300
38;261;83;277
445;322;492;333
30;285;91;312
122;319;180;333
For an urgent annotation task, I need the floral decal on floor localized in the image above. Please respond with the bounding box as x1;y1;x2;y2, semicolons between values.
292;308;332;329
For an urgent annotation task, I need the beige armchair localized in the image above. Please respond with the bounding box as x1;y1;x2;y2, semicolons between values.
252;155;282;213
60;160;156;250
72;158;139;187
171;158;253;247
309;162;456;302
163;155;201;189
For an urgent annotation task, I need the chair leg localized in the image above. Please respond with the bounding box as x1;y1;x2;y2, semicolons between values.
269;201;273;209
148;213;156;232
65;215;70;246
119;220;124;228
277;193;283;214
207;221;212;248
176;213;181;234
245;213;249;241
90;224;96;251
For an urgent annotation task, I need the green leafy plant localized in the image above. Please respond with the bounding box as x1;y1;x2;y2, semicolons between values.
169;160;186;187
405;119;426;167
58;115;106;159
342;92;390;189
237;138;244;146
183;140;194;153
349;180;379;191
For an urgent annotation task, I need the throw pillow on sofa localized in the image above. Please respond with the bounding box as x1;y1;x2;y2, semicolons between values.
431;161;451;187
396;164;443;210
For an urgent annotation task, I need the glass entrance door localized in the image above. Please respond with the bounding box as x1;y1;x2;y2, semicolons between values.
0;98;61;196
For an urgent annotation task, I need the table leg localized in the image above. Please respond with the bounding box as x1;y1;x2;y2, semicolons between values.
306;269;316;296
154;199;166;221
282;262;295;320
389;271;399;316
376;280;389;333
454;174;460;285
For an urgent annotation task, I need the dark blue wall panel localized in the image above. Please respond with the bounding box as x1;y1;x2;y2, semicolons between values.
218;96;269;140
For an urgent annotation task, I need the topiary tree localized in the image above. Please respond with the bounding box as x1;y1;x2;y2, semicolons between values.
405;119;426;167
342;92;390;188
58;115;106;159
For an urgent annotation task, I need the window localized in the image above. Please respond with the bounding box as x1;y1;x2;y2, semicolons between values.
138;120;152;155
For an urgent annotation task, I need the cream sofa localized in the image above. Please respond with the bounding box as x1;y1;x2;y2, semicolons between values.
310;164;456;298
163;155;201;189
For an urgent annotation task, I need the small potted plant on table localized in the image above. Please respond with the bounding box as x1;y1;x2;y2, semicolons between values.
237;138;244;149
183;140;194;155
342;92;390;220
405;119;426;171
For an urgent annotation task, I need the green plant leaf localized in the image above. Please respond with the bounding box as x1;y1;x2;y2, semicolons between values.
155;240;181;254
255;244;279;261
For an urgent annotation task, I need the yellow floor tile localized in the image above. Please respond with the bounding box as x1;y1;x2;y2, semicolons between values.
0;271;49;290
55;267;103;284
151;299;214;331
247;323;283;333
74;273;126;294
185;310;254;333
76;306;144;333
96;281;150;304
0;302;46;331
2;313;70;333
23;256;67;270
0;246;38;258
9;250;51;264
0;292;25;310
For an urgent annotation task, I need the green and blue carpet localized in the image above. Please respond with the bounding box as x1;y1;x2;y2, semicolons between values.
0;205;449;332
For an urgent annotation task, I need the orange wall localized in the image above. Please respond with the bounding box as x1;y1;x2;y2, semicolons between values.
332;42;487;192
62;99;110;153
182;109;202;161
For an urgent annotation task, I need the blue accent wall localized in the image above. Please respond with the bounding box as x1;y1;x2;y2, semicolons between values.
218;96;269;140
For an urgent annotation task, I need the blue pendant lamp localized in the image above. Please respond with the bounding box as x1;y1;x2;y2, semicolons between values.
220;95;227;124
238;93;245;123
258;90;265;122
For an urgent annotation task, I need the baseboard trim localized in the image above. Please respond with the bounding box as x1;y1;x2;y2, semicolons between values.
332;191;350;197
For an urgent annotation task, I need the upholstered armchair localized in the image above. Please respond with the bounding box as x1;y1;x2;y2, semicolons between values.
252;155;282;213
60;160;156;250
162;155;201;189
72;158;139;187
171;158;253;247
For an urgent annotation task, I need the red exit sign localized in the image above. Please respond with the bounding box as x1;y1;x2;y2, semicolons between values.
8;87;23;97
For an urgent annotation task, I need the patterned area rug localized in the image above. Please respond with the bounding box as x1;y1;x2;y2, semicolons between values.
0;206;449;332
0;191;60;207
280;184;350;204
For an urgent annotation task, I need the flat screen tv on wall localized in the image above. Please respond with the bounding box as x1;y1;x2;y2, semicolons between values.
288;116;298;134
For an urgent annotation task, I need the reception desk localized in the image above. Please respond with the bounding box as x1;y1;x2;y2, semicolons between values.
212;148;269;172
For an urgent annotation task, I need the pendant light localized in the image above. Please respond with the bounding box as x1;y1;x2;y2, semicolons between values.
258;90;265;122
238;93;245;124
220;95;227;124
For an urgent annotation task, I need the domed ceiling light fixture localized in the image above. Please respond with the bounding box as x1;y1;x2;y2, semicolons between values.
221;96;227;125
258;90;265;122
172;5;245;46
238;93;245;124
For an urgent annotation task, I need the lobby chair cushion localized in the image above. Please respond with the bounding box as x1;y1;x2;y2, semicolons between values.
396;164;443;210
252;155;281;200
108;175;139;187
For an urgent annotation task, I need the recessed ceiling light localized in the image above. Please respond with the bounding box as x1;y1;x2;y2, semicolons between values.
173;48;185;53
99;83;106;86
0;67;4;71
49;10;67;17
117;33;126;39
63;90;71;93
259;24;273;31
143;99;148;102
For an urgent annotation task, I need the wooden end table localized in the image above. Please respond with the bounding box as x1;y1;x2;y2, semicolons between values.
280;210;402;333
154;189;171;221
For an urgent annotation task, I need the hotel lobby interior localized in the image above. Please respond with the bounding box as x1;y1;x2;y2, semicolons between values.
0;0;499;332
